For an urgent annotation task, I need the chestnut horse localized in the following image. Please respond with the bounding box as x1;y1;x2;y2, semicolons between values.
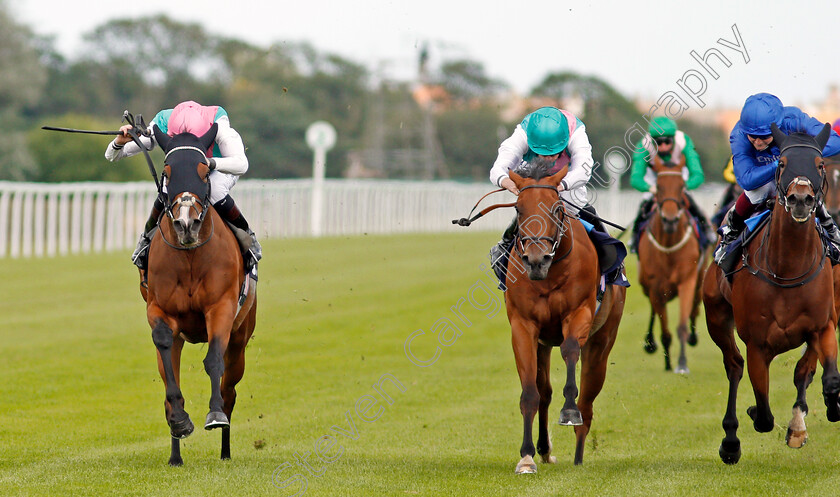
702;123;840;464
637;155;705;373
143;124;257;465
505;167;626;473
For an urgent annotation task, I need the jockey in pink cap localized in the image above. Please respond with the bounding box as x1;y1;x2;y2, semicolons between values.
105;101;261;275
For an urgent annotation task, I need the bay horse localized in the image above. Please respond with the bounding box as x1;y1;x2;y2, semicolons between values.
504;166;626;473
702;123;840;464
637;155;705;373
143;124;257;466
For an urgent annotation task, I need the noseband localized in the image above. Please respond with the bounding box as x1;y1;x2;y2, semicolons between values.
654;171;686;214
515;184;568;259
774;143;825;215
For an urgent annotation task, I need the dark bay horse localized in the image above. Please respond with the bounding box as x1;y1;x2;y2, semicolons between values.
702;123;840;464
637;155;705;373
504;167;626;473
143;124;257;466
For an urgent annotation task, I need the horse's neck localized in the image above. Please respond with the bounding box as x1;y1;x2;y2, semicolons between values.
765;208;821;273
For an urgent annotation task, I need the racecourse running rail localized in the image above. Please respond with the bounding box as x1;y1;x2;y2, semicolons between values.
0;179;726;258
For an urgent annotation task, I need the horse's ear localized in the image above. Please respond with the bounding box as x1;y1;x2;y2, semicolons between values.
770;122;786;147
815;122;832;151
153;125;171;152
547;165;568;187
199;123;218;153
508;170;524;189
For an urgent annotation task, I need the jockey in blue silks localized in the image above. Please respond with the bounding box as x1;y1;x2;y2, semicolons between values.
715;92;840;266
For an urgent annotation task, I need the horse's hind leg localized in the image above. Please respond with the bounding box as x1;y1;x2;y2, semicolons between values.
218;319;254;460
535;343;556;465
151;319;194;446
787;344;817;448
816;322;840;422
574;307;620;465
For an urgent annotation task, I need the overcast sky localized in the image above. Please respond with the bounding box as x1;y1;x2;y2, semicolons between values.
12;0;840;110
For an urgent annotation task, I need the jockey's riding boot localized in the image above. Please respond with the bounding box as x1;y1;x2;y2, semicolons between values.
132;197;165;270
214;195;262;266
713;208;746;266
489;216;518;286
817;203;840;252
629;198;654;253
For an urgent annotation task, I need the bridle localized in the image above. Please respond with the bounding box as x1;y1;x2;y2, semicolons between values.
645;170;694;253
774;143;826;216
158;146;214;250
514;184;571;261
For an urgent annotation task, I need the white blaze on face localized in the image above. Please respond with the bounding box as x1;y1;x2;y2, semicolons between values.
176;194;196;225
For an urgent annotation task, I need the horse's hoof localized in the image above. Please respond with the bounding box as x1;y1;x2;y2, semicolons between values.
515;455;537;474
785;428;808;448
827;404;840;423
169;415;194;439
168;456;184;467
643;342;657;354
539;453;557;464
205;411;230;430
558;408;583;426
719;441;741;465
687;333;698;347
674;364;689;375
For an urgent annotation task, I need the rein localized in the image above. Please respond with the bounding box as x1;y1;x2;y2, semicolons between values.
741;215;827;288
514;185;571;261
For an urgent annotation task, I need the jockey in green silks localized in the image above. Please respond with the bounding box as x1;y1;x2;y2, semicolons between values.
627;116;712;253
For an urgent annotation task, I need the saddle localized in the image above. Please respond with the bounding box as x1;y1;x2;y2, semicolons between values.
716;209;840;279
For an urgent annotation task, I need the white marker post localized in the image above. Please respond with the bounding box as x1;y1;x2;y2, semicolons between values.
305;121;336;237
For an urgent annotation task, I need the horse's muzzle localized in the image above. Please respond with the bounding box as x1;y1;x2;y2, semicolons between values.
786;191;816;223
173;218;203;246
521;252;552;280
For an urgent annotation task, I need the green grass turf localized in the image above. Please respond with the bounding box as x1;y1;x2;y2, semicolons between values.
1;232;839;496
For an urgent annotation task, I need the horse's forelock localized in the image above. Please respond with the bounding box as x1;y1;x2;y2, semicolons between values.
514;157;554;180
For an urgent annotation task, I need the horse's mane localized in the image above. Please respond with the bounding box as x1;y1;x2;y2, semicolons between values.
514;160;553;180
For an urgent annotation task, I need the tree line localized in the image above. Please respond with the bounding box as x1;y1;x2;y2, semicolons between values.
0;3;730;186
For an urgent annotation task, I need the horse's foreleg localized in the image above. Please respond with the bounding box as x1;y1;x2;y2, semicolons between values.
557;308;591;426
788;344;817;448
745;344;774;433
151;318;194;447
688;260;705;347
511;320;539;474
650;293;672;371
674;275;698;374
204;306;236;431
643;307;657;354
535;343;555;464
702;266;742;464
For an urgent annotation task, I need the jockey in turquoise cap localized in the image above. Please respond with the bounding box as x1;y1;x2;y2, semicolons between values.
488;106;612;286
